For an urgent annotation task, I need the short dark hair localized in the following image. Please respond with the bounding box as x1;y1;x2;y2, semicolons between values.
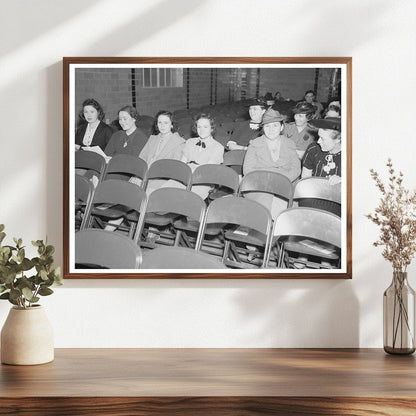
153;110;177;134
79;98;105;121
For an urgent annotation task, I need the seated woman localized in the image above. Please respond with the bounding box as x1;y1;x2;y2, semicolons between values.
181;113;224;199
243;108;300;219
75;98;114;152
104;105;148;159
226;97;267;151
140;110;184;165
302;117;341;183
140;110;185;193
301;117;341;215
283;101;317;159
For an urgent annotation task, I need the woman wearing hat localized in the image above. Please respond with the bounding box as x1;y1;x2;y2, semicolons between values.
302;117;341;185
243;108;300;219
283;101;317;159
244;108;300;181
226;97;267;151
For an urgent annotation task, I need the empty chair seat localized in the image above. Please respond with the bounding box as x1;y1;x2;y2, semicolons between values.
191;164;240;202
104;154;148;185
140;246;225;269
138;187;206;249
196;196;273;269
82;179;147;242
75;229;142;269
144;158;193;195
273;207;341;269
223;149;247;176
75;150;107;183
293;177;341;216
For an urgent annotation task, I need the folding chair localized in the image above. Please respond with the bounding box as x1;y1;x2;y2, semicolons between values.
75;174;94;231
83;179;147;242
196;196;273;268
138;187;206;249
223;149;246;176
144;159;192;191
104;154;148;186
75;229;142;269
191;164;240;202
141;246;225;269
75;150;107;183
238;170;294;207
273;207;341;269
293;177;341;216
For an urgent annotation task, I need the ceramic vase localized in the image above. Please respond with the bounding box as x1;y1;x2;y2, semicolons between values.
383;271;416;355
1;305;54;365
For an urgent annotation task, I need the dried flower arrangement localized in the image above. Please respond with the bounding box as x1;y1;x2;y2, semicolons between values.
366;159;416;272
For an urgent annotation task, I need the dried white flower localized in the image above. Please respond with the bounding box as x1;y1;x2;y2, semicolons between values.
366;159;416;272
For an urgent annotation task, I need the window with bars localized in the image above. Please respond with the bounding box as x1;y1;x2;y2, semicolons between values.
142;68;183;88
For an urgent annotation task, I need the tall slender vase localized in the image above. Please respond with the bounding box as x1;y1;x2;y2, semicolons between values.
383;271;415;355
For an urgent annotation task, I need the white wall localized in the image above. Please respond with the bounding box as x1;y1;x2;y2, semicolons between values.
1;0;415;348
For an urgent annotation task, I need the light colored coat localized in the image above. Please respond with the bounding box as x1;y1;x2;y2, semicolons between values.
139;132;185;166
243;135;300;181
243;135;301;218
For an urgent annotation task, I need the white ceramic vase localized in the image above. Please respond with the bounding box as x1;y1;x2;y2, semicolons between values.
1;305;54;365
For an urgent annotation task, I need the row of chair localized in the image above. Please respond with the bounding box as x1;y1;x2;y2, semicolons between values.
75;172;341;270
75;198;340;271
75;149;247;187
76;151;340;220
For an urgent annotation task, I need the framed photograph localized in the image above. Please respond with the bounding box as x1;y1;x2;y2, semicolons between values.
63;57;352;279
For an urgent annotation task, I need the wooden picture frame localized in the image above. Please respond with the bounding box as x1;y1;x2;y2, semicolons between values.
63;57;352;279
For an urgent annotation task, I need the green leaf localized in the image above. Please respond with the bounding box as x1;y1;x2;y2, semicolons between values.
16;276;35;290
9;288;21;301
20;257;34;271
17;248;25;263
13;237;22;248
51;267;63;285
38;287;54;296
45;245;55;256
0;231;6;245
0;286;7;294
0;271;17;285
0;224;5;232
22;287;34;301
39;269;48;281
0;292;10;299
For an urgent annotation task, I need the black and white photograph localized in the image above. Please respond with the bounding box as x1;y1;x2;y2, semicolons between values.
63;57;352;278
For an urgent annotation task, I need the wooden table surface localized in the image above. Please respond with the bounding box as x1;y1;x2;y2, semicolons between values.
1;348;415;415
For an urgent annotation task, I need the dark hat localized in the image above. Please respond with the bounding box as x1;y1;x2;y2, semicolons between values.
262;109;285;125
264;92;274;100
245;97;267;108
308;117;341;131
292;101;315;115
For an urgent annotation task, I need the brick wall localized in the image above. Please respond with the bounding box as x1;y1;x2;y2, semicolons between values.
75;68;132;123
74;67;336;124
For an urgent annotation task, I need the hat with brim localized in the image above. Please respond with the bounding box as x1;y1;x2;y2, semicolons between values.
245;97;267;108
262;109;285;125
308;117;341;131
292;101;315;115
